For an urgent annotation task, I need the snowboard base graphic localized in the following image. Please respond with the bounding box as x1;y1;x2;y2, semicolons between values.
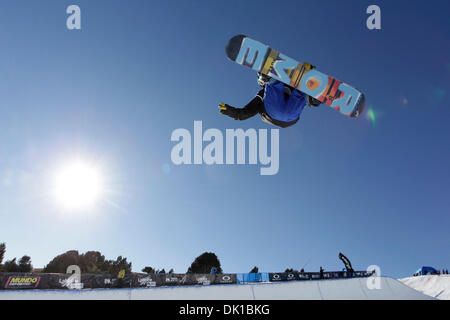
226;35;365;117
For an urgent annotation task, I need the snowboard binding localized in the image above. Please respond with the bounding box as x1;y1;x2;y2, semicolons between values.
350;93;366;118
307;95;322;107
257;72;271;87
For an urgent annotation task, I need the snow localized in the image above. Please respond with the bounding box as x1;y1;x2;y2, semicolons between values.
399;275;450;300
0;277;432;300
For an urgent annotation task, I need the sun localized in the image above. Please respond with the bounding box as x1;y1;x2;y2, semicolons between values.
52;160;103;210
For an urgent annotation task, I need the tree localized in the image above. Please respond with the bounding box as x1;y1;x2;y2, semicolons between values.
0;243;5;271
79;251;107;274
3;258;20;272
107;256;132;277
187;252;222;274
250;266;259;273
157;268;166;274
0;243;5;264
43;250;80;273
142;266;156;274
18;255;32;272
43;250;132;275
168;268;174;274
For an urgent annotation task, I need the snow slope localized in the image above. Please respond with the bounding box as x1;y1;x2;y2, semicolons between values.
399;275;450;300
0;277;432;300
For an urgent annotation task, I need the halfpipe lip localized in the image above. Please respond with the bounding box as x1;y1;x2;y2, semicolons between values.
0;276;435;300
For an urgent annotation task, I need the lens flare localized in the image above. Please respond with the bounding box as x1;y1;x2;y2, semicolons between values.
365;108;376;127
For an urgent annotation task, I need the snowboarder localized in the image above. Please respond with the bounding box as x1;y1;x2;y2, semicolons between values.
219;64;321;128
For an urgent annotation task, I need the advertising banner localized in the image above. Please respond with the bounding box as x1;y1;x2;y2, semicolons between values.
3;275;41;289
213;274;237;285
0;270;371;290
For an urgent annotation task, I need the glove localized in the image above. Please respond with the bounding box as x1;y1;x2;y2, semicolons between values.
219;102;238;119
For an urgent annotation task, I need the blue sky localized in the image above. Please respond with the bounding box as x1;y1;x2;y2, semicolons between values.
0;0;449;278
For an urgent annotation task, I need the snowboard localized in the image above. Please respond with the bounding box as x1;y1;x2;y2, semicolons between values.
226;35;365;117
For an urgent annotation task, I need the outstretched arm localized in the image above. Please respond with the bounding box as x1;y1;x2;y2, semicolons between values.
219;91;264;121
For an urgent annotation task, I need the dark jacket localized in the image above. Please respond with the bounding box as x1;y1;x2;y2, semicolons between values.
226;89;300;128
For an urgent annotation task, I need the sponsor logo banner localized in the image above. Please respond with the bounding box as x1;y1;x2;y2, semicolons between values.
268;273;286;281
214;274;237;284
137;276;157;287
5;276;40;289
268;271;371;282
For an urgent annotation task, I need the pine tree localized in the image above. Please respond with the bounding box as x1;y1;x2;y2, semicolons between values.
108;256;132;277
18;255;33;272
43;250;132;275
43;250;80;273
80;251;106;274
157;268;166;274
250;266;259;273
142;266;156;274
0;243;5;271
3;258;20;272
187;252;223;274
